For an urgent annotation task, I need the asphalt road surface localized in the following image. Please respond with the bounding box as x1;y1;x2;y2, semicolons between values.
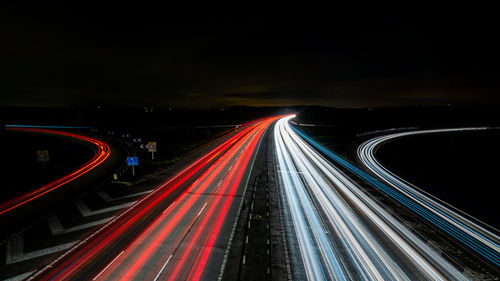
274;116;469;280
30;116;281;281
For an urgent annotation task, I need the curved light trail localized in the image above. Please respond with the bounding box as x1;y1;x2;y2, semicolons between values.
1;127;110;215
31;116;281;281
274;116;467;280
357;128;500;267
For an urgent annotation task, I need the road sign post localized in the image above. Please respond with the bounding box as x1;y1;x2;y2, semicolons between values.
148;142;157;160
127;157;139;176
37;150;50;168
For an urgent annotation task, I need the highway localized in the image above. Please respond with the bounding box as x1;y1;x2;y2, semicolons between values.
357;128;500;267
274;116;468;280
1;127;110;215
30;116;280;281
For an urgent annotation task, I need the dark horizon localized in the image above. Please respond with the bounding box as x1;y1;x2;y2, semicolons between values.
3;3;500;108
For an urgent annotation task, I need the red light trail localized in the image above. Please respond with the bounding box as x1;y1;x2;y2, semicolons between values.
31;116;281;281
1;127;111;215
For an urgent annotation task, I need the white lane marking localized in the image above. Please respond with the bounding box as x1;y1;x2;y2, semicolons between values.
75;200;135;217
218;120;269;281
92;250;125;280
6;233;77;264
281;117;468;280
162;201;176;214
97;190;152;203
47;216;64;235
30;138;230;280
48;216;113;236
197;203;208;217
277;170;309;174
153;255;173;281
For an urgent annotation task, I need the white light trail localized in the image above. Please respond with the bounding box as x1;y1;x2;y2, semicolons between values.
274;116;468;280
357;128;500;266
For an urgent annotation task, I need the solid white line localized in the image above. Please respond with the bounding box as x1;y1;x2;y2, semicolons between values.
29;141;226;280
92;250;124;280
153;255;173;281
162;201;176;214
48;216;113;235
197;203;208;217
76;200;135;217
217;120;270;281
284;118;468;280
97;190;152;202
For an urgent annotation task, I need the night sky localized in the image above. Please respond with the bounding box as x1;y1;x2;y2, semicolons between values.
3;3;499;108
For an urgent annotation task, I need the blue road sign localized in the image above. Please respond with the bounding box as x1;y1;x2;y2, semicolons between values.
127;157;139;166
